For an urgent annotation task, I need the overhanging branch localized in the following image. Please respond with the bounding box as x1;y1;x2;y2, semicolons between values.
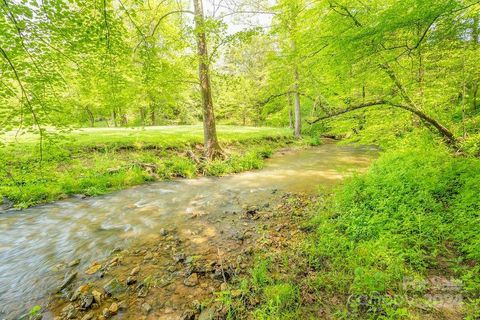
307;99;456;144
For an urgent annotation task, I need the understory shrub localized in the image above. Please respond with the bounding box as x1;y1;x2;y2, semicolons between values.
307;141;480;317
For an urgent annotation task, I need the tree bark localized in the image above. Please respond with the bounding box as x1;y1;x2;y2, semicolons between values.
84;107;95;127
414;23;424;127
112;109;118;127
472;14;479;110
193;0;222;159
149;104;156;126
307;99;456;144
287;93;293;129
293;66;301;138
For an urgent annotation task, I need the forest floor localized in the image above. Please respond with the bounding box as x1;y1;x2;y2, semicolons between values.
46;192;466;320
0;125;294;209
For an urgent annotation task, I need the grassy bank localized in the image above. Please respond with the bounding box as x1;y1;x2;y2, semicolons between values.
219;136;480;319
0;125;292;209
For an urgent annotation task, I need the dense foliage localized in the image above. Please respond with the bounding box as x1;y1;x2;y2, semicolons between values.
1;1;479;145
306;136;480;318
1;0;480;318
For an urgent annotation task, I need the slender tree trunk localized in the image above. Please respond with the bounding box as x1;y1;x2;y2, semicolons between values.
140;107;146;127
193;0;222;159
293;66;301;138
473;83;479;110
412;23;424;127
287;93;293;129
473;14;479;110
112;109;118;127
150;105;155;126
84;107;95;127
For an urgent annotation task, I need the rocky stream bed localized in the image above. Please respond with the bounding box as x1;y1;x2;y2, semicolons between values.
0;144;377;320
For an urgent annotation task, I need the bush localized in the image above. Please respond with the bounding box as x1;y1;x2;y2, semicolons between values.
307;143;480;316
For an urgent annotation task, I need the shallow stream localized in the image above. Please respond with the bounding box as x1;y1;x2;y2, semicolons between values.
0;144;377;319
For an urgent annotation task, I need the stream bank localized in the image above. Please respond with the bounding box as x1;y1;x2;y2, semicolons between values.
0;143;377;319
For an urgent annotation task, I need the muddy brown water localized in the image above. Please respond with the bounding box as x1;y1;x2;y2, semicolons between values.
0;143;377;319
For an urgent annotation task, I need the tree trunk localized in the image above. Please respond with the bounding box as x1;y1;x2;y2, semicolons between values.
84;107;95;127
193;0;222;159
473;14;479;110
473;14;479;45
150;105;156;126
287;93;293;129
112;109;118;127
473;83;479;110
293;66;301;138
414;23;424;127
140;107;146;127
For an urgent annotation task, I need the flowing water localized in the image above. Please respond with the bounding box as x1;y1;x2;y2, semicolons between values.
0;144;377;319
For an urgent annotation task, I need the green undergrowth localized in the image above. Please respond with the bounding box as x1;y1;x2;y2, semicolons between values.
220;136;480;319
0;126;293;209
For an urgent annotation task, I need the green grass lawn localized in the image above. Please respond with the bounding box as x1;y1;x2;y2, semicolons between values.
0;125;293;209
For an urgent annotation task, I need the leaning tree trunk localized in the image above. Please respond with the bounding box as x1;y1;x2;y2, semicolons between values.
308;99;456;145
293;66;301;138
193;0;222;159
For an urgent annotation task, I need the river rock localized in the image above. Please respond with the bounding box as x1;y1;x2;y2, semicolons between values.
68;259;81;267
118;300;128;311
109;302;118;314
213;268;224;281
108;257;119;266
126;276;137;285
58;271;77;292
52;263;66;272
92;289;103;304
70;284;89;301
130;266;140;276
62;304;77;319
180;310;196;320
81;313;94;320
173;252;186;263
137;286;148;298
102;308;111;318
0;197;14;211
198;307;215;320
103;278;126;296
144;252;153;260
184;273;199;287
142;302;152;313
85;263;102;275
110;247;122;255
80;294;94;309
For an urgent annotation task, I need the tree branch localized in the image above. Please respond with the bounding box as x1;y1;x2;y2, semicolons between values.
307;99;456;144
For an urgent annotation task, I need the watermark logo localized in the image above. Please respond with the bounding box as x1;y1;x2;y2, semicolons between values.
403;276;463;308
347;276;463;315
